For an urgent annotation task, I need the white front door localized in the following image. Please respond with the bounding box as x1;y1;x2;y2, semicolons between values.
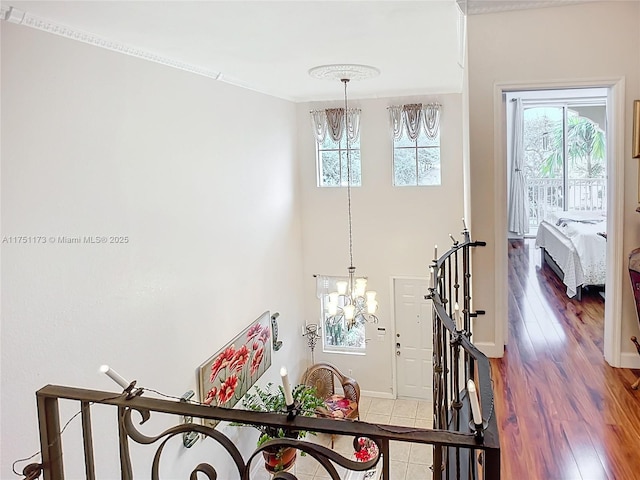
394;278;433;400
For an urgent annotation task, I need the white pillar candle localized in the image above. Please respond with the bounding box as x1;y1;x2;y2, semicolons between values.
434;244;438;260
467;379;483;426
99;365;130;389
462;218;467;231
429;266;434;289
280;367;294;407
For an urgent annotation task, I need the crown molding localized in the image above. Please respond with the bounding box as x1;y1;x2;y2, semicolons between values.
459;0;596;15
1;5;298;100
1;6;224;80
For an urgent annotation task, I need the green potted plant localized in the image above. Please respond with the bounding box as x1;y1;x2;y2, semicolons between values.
238;382;324;473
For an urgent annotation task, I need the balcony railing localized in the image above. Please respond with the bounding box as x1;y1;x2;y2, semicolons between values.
21;229;499;480
528;177;606;228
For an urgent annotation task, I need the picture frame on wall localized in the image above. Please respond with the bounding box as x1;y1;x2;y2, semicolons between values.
634;100;640;159
197;311;272;428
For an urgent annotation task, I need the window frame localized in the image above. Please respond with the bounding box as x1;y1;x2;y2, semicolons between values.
316;128;362;188
319;275;366;355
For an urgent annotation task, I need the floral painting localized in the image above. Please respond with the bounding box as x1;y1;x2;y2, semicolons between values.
197;311;272;427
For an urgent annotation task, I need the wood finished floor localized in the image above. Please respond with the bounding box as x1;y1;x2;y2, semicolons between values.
491;239;640;480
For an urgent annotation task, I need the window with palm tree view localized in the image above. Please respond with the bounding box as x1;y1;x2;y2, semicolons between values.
523;104;606;234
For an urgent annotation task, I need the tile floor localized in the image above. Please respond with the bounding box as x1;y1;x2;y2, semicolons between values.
254;396;434;480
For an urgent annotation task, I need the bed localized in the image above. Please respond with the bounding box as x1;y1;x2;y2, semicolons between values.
534;209;607;299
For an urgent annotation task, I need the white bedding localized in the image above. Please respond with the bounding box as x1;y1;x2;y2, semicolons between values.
535;210;606;298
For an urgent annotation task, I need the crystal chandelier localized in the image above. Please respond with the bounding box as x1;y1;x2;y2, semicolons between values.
309;65;380;330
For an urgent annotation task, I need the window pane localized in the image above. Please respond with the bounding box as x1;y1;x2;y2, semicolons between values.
319;275;366;352
324;320;365;350
340;150;361;186
394;149;417;186
321;151;341;186
419;133;440;147
394;136;415;148
317;130;362;187
320;135;339;150
393;128;441;186
417;148;441;185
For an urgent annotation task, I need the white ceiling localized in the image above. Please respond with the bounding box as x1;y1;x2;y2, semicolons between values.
2;1;465;102
2;1;591;102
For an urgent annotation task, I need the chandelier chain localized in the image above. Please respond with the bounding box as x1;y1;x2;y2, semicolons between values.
343;78;354;269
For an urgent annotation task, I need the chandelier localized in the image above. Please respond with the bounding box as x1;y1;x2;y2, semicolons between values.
309;64;380;330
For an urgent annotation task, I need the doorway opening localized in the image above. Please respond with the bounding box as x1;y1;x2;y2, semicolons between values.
496;79;624;367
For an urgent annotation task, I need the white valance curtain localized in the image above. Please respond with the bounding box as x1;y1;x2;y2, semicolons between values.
310;108;361;143
388;103;441;140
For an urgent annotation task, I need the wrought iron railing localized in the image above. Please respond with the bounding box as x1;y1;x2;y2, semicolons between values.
428;226;500;478
528;177;606;228
22;228;499;480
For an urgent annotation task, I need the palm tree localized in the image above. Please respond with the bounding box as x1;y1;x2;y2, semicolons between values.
541;111;606;178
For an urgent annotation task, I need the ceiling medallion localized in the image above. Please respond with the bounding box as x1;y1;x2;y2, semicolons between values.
308;64;380;81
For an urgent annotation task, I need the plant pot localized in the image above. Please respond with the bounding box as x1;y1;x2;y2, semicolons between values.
262;446;297;473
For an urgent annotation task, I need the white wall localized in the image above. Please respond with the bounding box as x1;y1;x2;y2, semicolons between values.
297;94;465;396
468;1;640;357
1;23;308;478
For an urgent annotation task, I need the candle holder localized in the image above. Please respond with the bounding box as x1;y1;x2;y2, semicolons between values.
285;400;301;420
302;323;321;363
468;420;488;442
123;380;144;400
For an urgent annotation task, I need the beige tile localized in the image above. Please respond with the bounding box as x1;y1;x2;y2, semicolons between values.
358;396;373;415
334;441;358;459
308;432;333;447
367;398;395;416
406;462;431;480
413;417;433;429
389;460;408;480
415;401;432;419
391;399;418;418
313;463;347;479
389;416;415;428
332;434;357;455
294;453;320;475
389;440;411;462
408;443;433;465
364;413;391;425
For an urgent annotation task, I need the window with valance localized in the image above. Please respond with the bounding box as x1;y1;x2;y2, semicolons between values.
310;108;361;187
388;103;441;186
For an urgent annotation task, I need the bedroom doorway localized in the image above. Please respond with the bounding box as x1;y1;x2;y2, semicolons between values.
496;79;625;368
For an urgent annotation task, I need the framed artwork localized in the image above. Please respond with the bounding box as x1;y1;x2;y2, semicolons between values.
197;311;272;427
633;99;640;159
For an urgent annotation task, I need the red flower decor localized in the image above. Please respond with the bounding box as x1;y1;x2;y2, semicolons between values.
354;437;379;462
217;375;239;404
205;321;270;407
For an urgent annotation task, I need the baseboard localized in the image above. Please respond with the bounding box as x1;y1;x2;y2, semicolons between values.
360;390;395;399
620;351;640;369
474;341;504;359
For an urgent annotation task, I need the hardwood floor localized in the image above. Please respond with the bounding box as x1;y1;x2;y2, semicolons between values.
491;239;640;480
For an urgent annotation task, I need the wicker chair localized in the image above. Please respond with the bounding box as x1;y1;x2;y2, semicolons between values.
301;362;360;420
